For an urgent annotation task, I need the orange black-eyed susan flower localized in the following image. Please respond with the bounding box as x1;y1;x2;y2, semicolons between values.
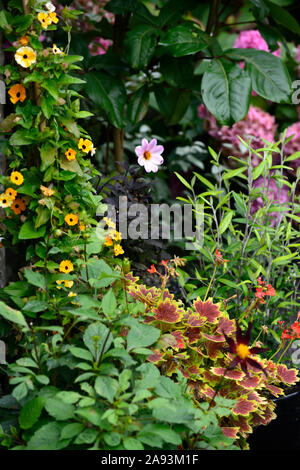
59;260;74;274
65;214;78;226
19;36;29;46
113;244;124;256
10;171;24;186
222;321;268;377
108;229;122;242
5;188;17;200
104;236;113;247
65;148;77;161
68;291;77;298
103;217;116;229
8;84;26;104
79;222;85;232
78;138;93;153
37;12;52;29
11;197;26;215
40;185;55;197
0;193;13;208
15;46;36;68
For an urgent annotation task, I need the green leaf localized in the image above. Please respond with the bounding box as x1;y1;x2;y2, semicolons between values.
127;85;149;124
27;422;70;450
83;322;113;361
45;398;75;421
226;48;291;103
19;397;45;430
69;347;93;362
125;25;158;68
202;59;251;126
0;301;28;328
35;206;51;229
126;318;160;352
95;376;118;404
160;25;206;57
61;423;85;440
154;86;191;124
123;437;144;450
219;211;234;235
9;129;33;145
266;1;300;35
101;289;117;317
40;144;57;171
85;71;126;128
23;300;49;313
24;269;45;290
19;221;46;240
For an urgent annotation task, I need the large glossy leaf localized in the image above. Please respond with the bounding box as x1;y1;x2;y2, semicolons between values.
127;85;149;124
201;59;251;125
85;71;126;128
266;1;300;35
154;87;191;125
159;26;207;57
226;48;292;103
125;25;158;69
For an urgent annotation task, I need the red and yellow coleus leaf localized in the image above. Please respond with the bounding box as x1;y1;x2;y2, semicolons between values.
277;364;299;385
264;384;284;397
154;300;183;323
222;427;239;439
194;298;221;323
232;398;256;416
239;376;261;389
211;367;244;381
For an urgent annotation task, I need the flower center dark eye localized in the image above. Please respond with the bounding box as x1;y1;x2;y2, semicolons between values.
82;145;86;149
23;54;28;59
3;199;7;204
70;218;73;222
15;204;19;208
16;92;20;97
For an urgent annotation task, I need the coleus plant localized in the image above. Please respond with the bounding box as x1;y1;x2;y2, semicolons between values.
125;256;299;449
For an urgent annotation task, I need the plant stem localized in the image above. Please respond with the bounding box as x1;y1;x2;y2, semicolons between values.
277;338;294;364
203;262;217;302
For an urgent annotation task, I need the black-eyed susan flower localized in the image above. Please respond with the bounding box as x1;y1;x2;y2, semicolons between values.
5;188;17;200
79;222;85;232
113;244;124;256
37;12;52;29
103;217;116;229
11;198;26;215
49;12;58;24
109;229;122;242
59;260;74;274
65;213;78;226
0;193;13;208
65;148;76;161
40;185;55;197
19;36;29;46
78;138;93;154
52;44;64;55
15;46;36;68
104;236;113;247
8;84;26;104
10;171;24;186
68;291;77;298
56;279;74;289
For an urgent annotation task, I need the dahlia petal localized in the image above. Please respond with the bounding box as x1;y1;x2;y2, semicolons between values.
135;146;144;157
142;138;149;149
148;138;157;151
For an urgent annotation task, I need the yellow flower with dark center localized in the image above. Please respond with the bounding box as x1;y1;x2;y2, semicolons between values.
0;193;13;208
49;12;59;24
40;185;55;197
8;84;26;104
37;12;52;29
78;138;93;154
103;217;116;229
59;260;74;274
5;188;17;200
109;229;122;242
68;291;76;298
113;244;124;256
65;148;77;161
10;171;24;186
56;280;74;289
65;214;78;226
19;36;29;46
52;44;64;55
79;222;85;232
11;198;26;215
15;46;36;68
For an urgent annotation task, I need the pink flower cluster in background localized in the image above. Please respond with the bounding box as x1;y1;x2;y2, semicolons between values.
234;29;281;57
281;122;300;171
250;176;290;226
198;104;277;165
89;37;112;56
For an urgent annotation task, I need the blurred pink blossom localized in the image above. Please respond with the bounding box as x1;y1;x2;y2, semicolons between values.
135;138;164;173
234;29;281;57
89;37;112;55
250;176;290;226
198;104;277;165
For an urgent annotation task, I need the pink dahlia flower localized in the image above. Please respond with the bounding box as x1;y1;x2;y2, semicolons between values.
234;29;281;57
198;104;277;165
135;138;164;173
281;122;300;170
250;176;290;226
